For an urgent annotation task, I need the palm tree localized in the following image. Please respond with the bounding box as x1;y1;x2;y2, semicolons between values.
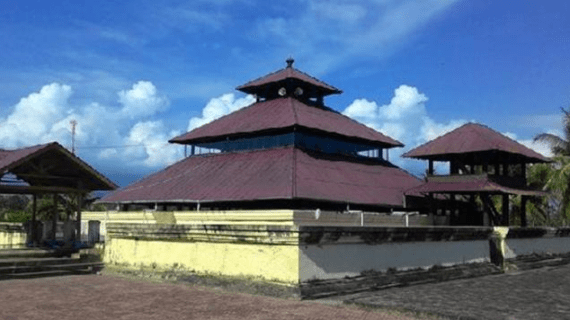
533;107;570;225
534;108;570;156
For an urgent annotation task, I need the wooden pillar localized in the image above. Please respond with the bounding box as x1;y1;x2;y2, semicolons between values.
76;193;82;242
521;196;528;227
502;194;509;226
52;194;58;241
428;160;434;175
31;194;37;246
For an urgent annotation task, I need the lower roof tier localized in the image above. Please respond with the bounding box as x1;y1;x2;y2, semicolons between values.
405;174;548;197
100;146;422;209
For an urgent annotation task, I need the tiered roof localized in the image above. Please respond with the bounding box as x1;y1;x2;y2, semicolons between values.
404;123;549;197
403;123;549;163
103;59;420;209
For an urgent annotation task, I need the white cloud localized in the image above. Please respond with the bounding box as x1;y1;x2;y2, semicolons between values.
421;118;466;142
118;81;169;119
124;121;182;167
343;84;466;175
0;81;179;171
343;99;378;119
0;83;72;147
504;132;553;158
379;85;428;120
188;93;255;130
254;0;460;72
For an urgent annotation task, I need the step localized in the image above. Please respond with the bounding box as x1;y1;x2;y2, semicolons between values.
0;248;57;259
0;257;78;268
0;269;89;280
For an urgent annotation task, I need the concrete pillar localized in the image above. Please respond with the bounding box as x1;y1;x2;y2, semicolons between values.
490;227;509;270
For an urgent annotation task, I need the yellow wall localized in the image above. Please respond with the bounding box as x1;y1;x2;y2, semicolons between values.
0;229;26;248
105;237;300;284
82;210;297;225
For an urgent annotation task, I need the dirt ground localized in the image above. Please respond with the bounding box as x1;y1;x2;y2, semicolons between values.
0;274;428;320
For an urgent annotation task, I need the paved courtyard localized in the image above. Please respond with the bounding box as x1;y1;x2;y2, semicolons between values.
0;274;418;320
1;264;569;320
343;263;570;320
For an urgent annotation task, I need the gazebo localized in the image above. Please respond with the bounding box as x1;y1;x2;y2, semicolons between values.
404;123;550;226
0;142;117;245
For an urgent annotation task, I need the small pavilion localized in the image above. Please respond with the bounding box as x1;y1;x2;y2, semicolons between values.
101;59;422;212
0;142;117;244
404;123;550;226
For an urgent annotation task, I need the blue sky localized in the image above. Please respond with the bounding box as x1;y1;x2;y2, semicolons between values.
0;0;568;187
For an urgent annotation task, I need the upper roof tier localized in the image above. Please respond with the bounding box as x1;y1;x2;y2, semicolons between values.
170;96;403;147
403;123;550;164
171;59;403;148
236;58;342;99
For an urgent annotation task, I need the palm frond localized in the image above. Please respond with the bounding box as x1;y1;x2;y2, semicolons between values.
534;133;568;155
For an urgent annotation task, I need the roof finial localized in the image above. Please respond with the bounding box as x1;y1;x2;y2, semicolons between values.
286;57;294;68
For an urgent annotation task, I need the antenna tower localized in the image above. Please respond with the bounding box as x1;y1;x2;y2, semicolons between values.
70;120;77;154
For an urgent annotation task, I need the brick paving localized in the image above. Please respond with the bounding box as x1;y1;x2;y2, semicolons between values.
344;264;570;320
0;274;419;320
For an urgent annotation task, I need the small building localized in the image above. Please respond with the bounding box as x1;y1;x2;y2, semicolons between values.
0;142;117;246
101;59;422;214
404;123;550;226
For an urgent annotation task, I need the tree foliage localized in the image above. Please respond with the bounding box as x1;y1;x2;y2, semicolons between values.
532;108;570;226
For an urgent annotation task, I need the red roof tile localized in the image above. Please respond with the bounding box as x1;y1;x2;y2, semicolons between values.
0;142;117;191
236;63;341;96
101;147;421;207
170;97;403;147
403;123;549;163
405;174;547;197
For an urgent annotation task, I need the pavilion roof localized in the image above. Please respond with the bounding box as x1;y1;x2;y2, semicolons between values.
100;146;421;208
403;123;549;163
170;97;403;147
405;174;547;197
236;59;342;96
0;142;117;193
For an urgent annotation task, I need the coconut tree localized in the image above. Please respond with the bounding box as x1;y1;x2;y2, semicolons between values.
533;107;570;225
534;108;570;156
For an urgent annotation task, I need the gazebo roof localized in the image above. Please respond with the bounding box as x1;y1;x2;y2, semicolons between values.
403;123;550;163
236;58;342;96
100;146;421;208
0;142;117;194
405;174;548;197
170;97;403;147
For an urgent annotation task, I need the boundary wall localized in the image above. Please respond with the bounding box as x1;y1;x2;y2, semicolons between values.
81;210;429;241
104;223;498;284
